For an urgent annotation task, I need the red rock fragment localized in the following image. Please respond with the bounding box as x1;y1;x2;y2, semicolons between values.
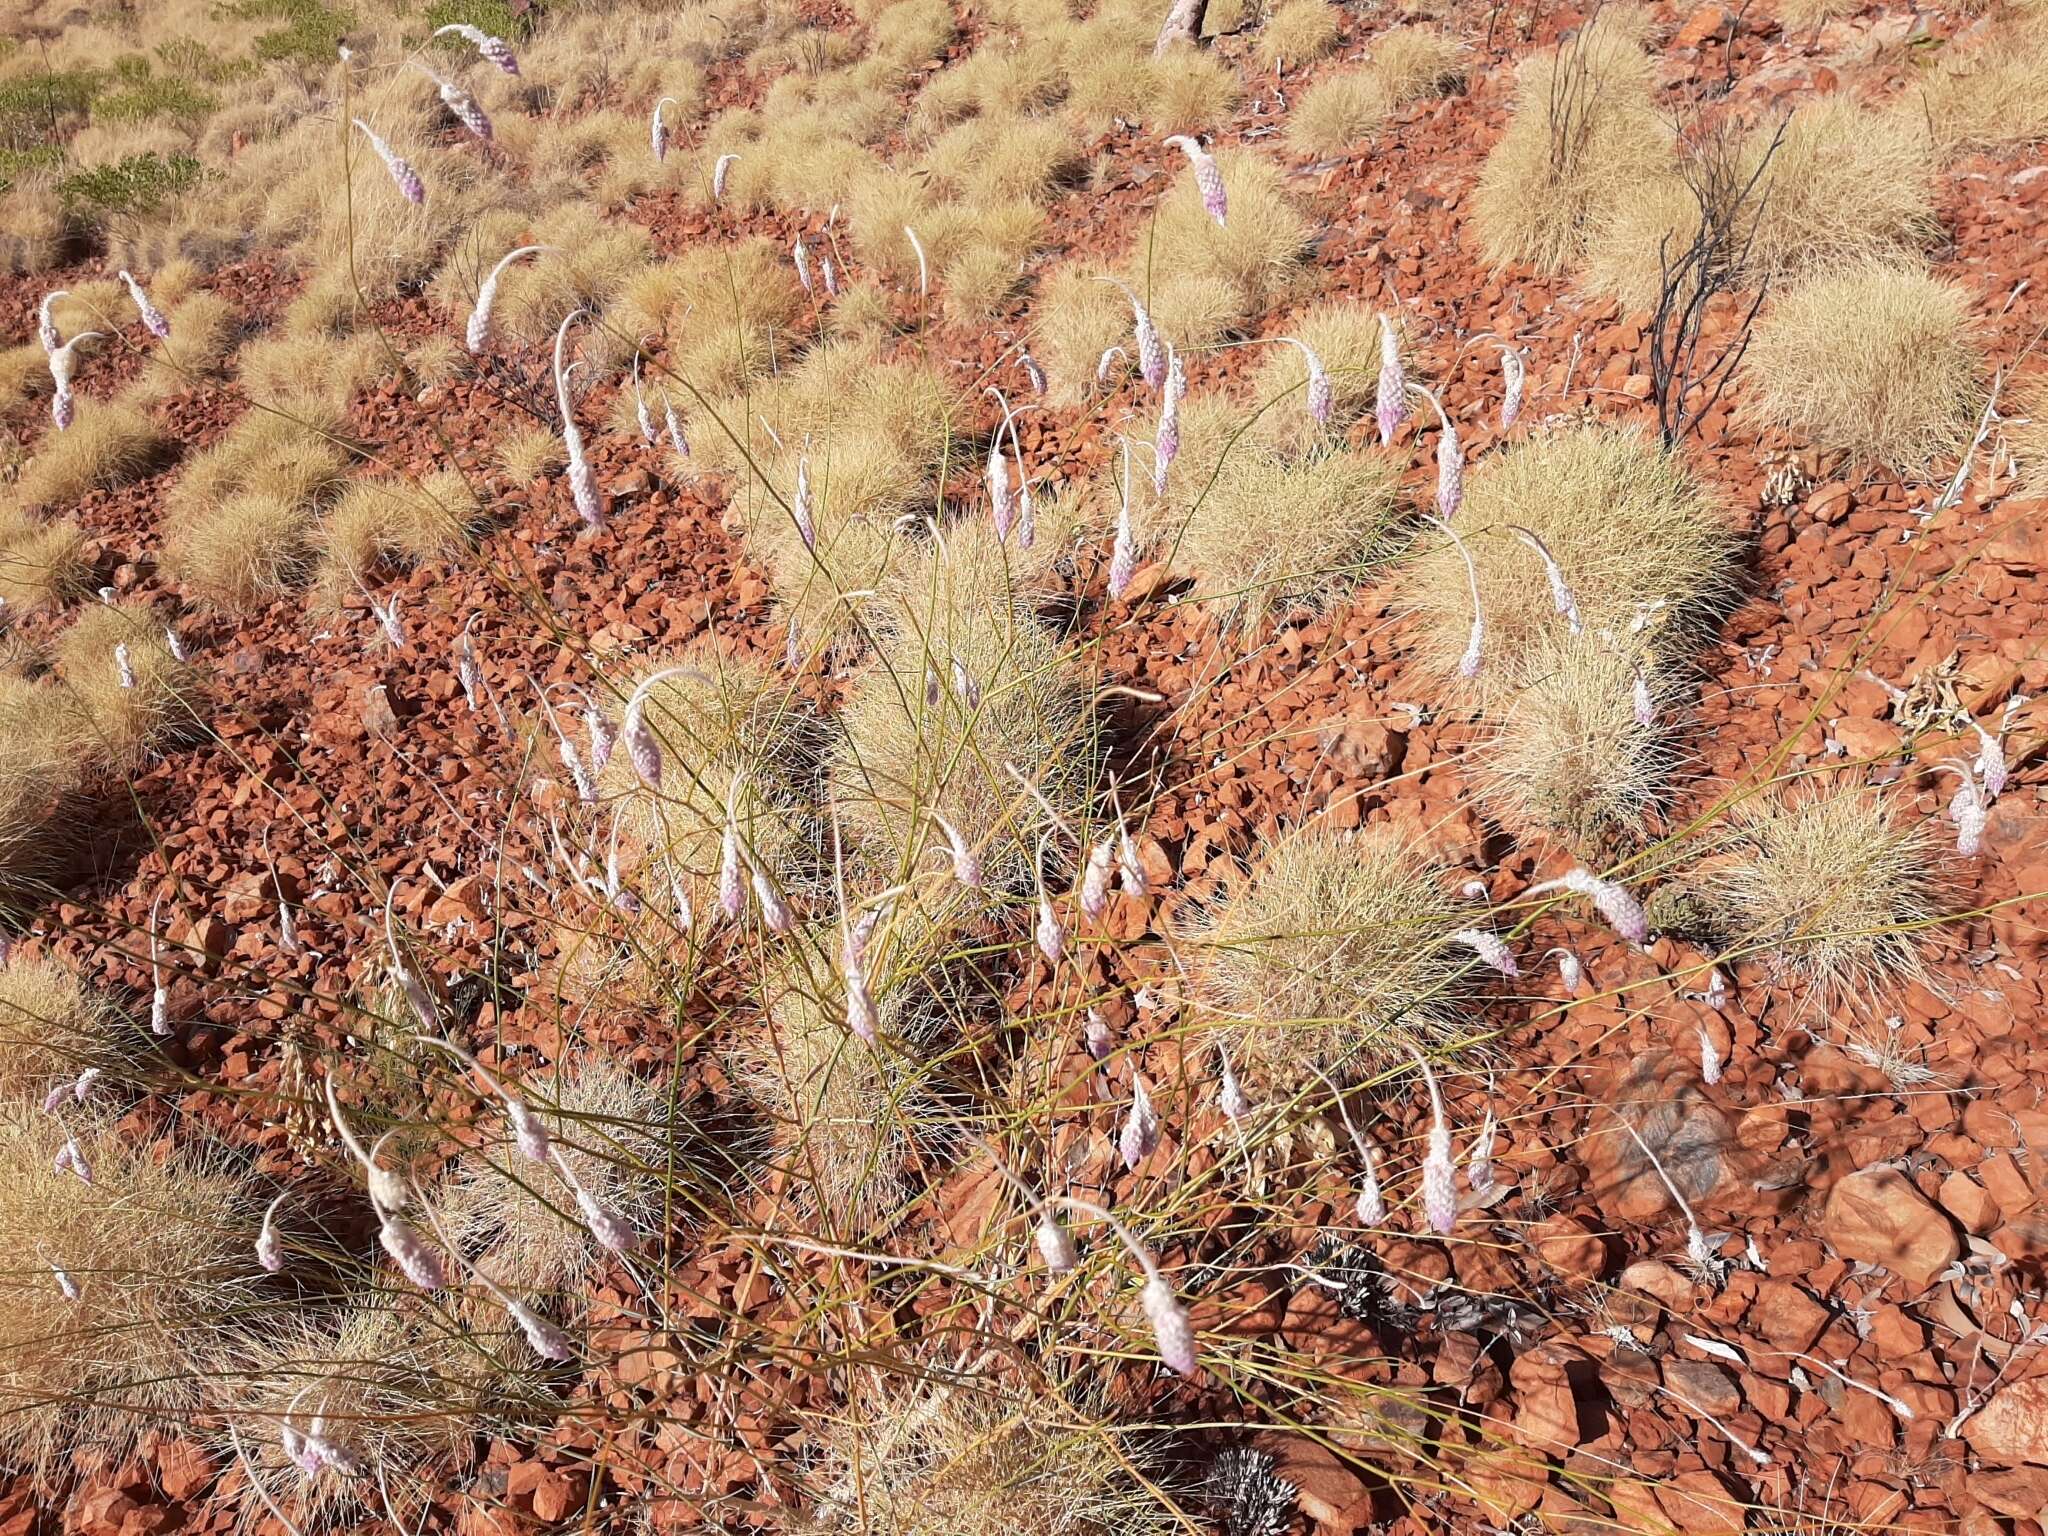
1823;1167;1961;1288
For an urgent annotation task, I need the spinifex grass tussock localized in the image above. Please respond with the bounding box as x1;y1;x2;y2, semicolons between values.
7;398;171;513
0;956;137;1101
912;32;1069;132
0;1100;258;1482
403;333;468;392
237;329;387;410
1907;10;2048;154
1689;785;1951;1005
793;1376;1181;1534
737;939;954;1232
1401;422;1739;699
1031;265;1133;404
0;343;50;402
1738;259;1983;473
1184;823;1479;1094
53;599;203;770
1161;425;1403;629
489;201;653;347
2002;368;2048;497
922;114;1084;206
0;505;91;614
314;468;481;602
1286;69;1399;159
882;500;1085;641
832;611;1097;911
1149;147;1311;327
1480;629;1679;849
1471;11;1670;274
438;1059;700;1299
128;289;237;401
494;422;565;484
0;676;86;899
1254;0;1341;69
597;237;806;389
1069;40;1241;134
214;1296;488;1531
597;645;820;924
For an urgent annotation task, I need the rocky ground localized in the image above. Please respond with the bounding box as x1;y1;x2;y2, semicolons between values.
3;0;2048;1532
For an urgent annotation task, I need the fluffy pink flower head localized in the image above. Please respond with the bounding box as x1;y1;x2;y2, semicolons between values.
1153;347;1185;494
1941;761;1987;856
820;255;839;297
1035;892;1064;965
352;118;425;205
1453;928;1519;977
435;22;519;74
1117;821;1147;898
1698;1023;1723;1086
508;1298;574;1362
114;641;136;689
54;1136;91;1184
650;97;677;162
380;1215;449;1291
1080;838;1115;921
1163;134;1227;227
1355;1143;1385;1225
118;271;170;338
1107;435;1138;601
1546;946;1585;995
1631;666;1657;728
719;820;747;919
552;312;606;529
466;245;547;355
620;664;708;791
793;234;812;292
1141;1274;1198;1377
1120;1072;1160;1170
51;1261;80;1301
1036;1214;1079;1272
1217;1050;1250;1121
845;964;879;1044
631;355;657;446
415;64;491;142
1410;1049;1458;1235
1278;335;1331;425
37;290;65;354
1374;314;1409;446
927;810;982;889
1084;1010;1113;1060
256;1192;288;1273
1501;346;1526;430
1508;525;1581;635
1413;382;1463;520
1532;868;1650;944
793;451;816;550
1099;278;1167;389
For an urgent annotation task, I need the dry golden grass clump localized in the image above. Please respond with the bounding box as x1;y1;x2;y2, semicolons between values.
883;498;1085;642
404;334;469;393
922;115;1085;205
314;469;481;601
913;33;1069;131
53;600;202;769
1187;823;1477;1091
489;203;654;349
739;948;951;1232
2001;368;2048;497
1147;147;1312;335
1403;422;1739;697
0;505;92;614
438;1059;693;1299
215;1298;485;1532
0;343;51;403
1910;13;2048;154
0;179;64;276
1032;266;1135;404
1482;631;1677;848
1739;260;1982;472
599;238;808;391
495;423;566;484
0;956;134;1101
1255;0;1342;69
796;1379;1179;1535
1287;70;1401;158
1471;13;1671;273
1694;787;1949;1000
0;681;84;898
0;1104;255;1481
1068;39;1241;134
236;329;387;411
597;645;820;921
7;400;171;513
129;290;238;401
1162;431;1404;628
833;612;1096;905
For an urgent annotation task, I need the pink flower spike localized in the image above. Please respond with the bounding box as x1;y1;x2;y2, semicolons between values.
1501;346;1526;429
508;1298;575;1362
1356;1143;1385;1225
1164;134;1227;227
115;642;136;689
1120;1072;1160;1170
1036;1214;1078;1272
1546;946;1585;995
1020;350;1047;395
1411;382;1462;520
1453;928;1518;977
1975;721;2008;800
988;435;1015;541
1698;1023;1723;1086
718;820;747;920
467;245;547;355
1084;1010;1114;1060
1632;666;1657;728
413;63;491;142
1117;821;1147;898
1279;336;1331;425
1153;347;1184;493
1374;314;1409;445
1036;893;1064;965
56;1137;91;1184
845;964;879;1044
632;355;657;445
1141;1274;1199;1377
256;1192;288;1273
751;861;795;932
793;451;815;550
380;1216;449;1291
1940;761;1987;856
1507;525;1581;635
821;255;838;297
352;118;425;205
552;312;606;530
1467;1103;1497;1197
1410;1049;1458;1235
1096;345;1126;384
118;271;169;338
1099;278;1166;389
1108;435;1137;601
51;1261;80;1301
47;331;100;429
1429;514;1484;680
793;234;812;292
1531;868;1650;944
434;22;518;74
1080;838;1115;921
928;810;982;889
37;290;65;353
650;97;676;162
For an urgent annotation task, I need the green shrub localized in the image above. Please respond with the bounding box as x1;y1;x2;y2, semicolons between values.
220;0;357;65
57;152;202;218
0;69;101;151
0;145;61;195
93;73;219;124
423;0;547;46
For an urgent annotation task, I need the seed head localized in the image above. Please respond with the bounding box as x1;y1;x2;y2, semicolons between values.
352;118;425;205
1355;1143;1385;1225
1120;1072;1160;1170
1467;1109;1497;1197
1501;346;1526;429
434;22;519;74
1153;347;1185;494
1163;134;1227;227
1096;345;1127;384
113;641;136;690
928;810;982;889
1698;1023;1723;1086
1282;335;1332;425
1411;1048;1458;1235
51;1261;80;1301
1429;514;1484;679
1108;436;1138;600
1547;946;1585;995
631;355;657;445
1141;1274;1198;1377
821;255;839;296
662;393;689;457
1944;762;1987;856
1218;1051;1250;1121
988;432;1015;542
1084;1010;1114;1060
118;270;170;338
575;1185;637;1253
466;245;547;355
165;626;189;663
793;451;815;550
845;964;879;1044
1104;279;1167;389
1020;349;1047;395
1117;821;1147;898
1413;382;1463;520
508;1297;575;1362
1631;665;1657;727
54;1136;91;1184
1374;315;1409;446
